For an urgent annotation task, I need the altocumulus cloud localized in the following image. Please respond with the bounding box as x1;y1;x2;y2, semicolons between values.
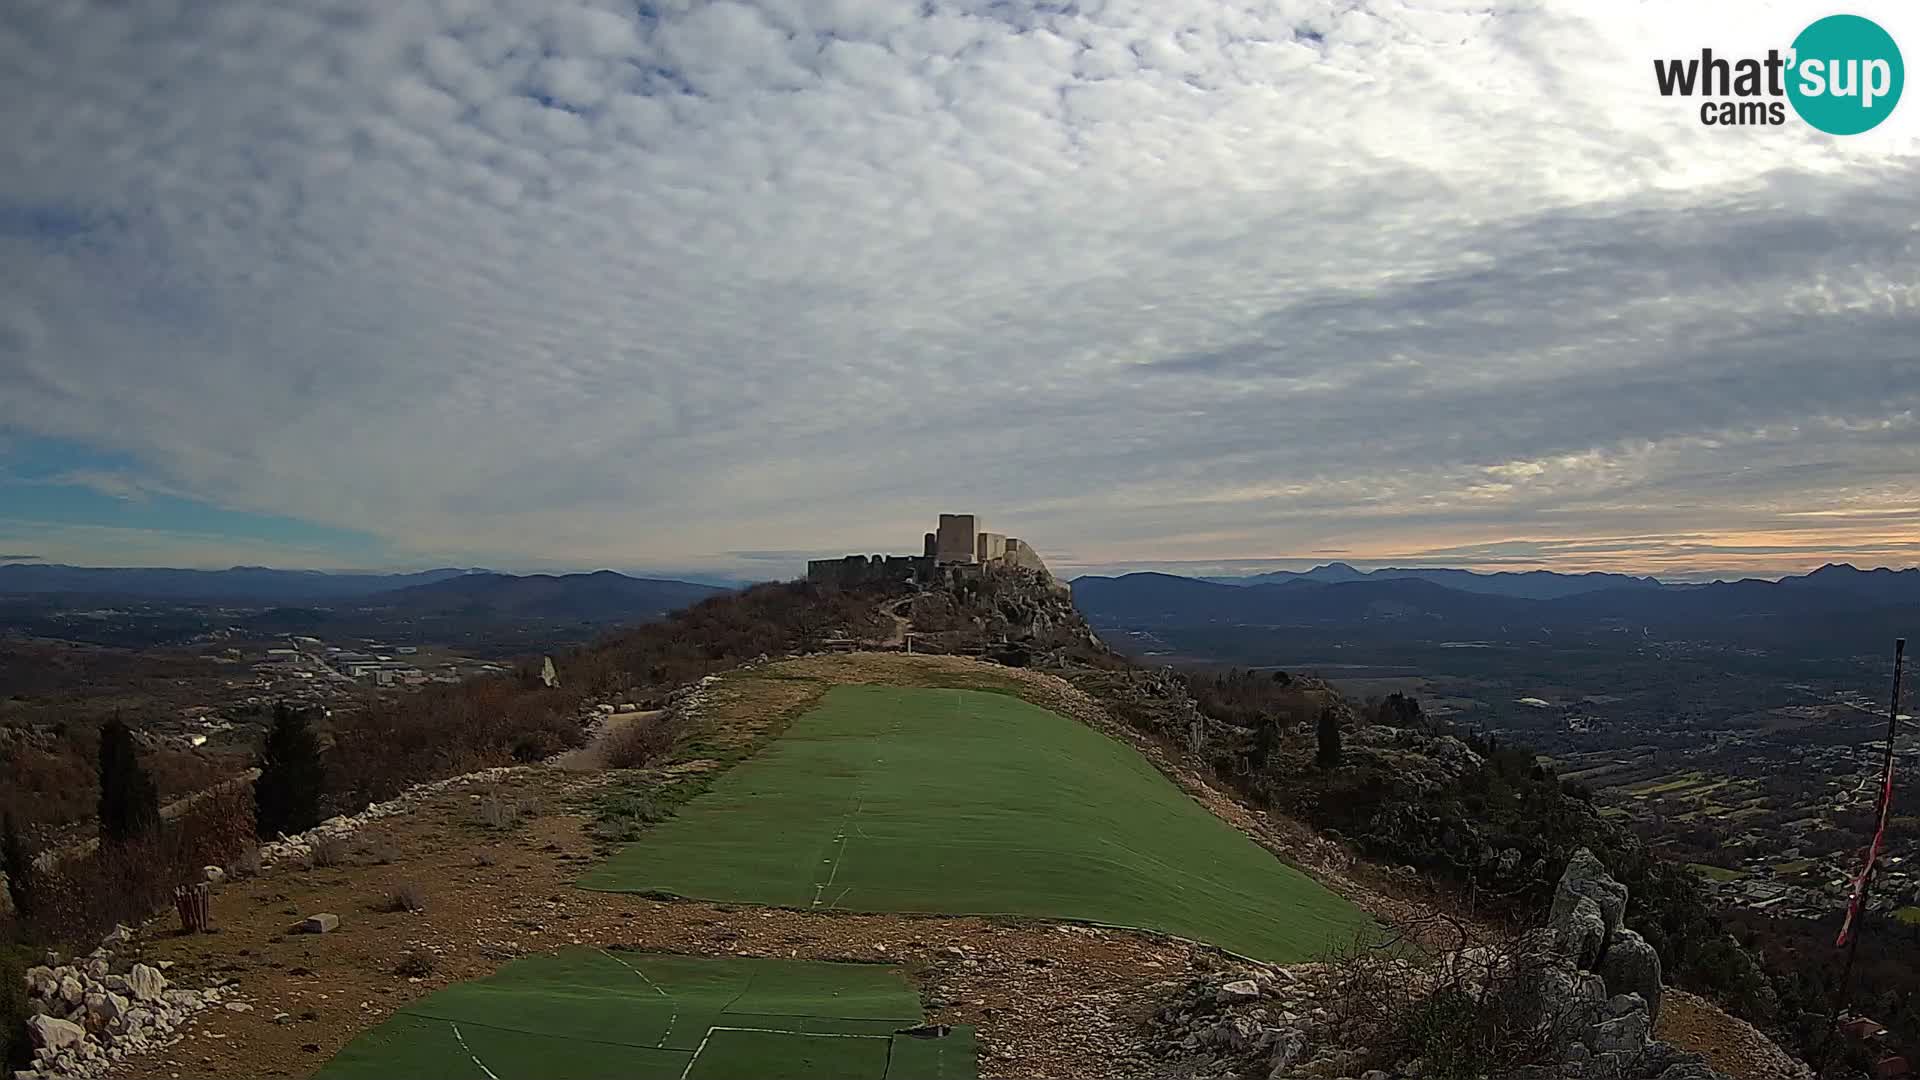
0;0;1916;576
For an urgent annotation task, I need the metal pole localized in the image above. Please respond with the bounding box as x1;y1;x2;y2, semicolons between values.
1818;638;1905;1075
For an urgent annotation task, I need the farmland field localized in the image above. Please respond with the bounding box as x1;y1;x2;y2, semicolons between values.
315;950;974;1080
580;685;1371;961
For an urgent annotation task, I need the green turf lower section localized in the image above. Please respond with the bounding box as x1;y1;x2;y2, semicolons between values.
315;949;975;1080
886;1026;978;1079
685;1029;889;1080
580;685;1370;961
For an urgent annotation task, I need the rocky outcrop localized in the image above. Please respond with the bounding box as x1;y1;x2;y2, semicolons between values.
1599;929;1664;1028
1545;847;1661;1024
1147;851;1741;1080
1149;963;1339;1079
14;925;248;1080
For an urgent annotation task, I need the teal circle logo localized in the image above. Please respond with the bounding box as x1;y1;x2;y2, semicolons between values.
1788;14;1903;134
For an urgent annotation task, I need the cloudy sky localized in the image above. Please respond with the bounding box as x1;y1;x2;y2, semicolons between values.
2;0;1916;582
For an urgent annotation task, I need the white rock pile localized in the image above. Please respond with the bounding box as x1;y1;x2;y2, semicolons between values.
14;926;245;1080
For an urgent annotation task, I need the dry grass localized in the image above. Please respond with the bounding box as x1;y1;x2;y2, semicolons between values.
391;949;436;978
475;792;517;830
229;844;262;880
308;836;350;869
600;714;683;769
384;883;427;914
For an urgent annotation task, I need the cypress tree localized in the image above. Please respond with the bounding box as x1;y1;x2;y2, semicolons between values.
97;717;160;844
2;942;29;1072
1;814;33;917
255;703;326;839
1316;705;1343;768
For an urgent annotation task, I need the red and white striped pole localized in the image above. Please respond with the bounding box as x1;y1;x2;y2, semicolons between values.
1820;638;1904;1074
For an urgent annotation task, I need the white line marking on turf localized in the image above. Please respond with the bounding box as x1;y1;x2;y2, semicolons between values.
598;947;678;1047
812;793;864;907
680;1023;896;1077
450;1022;501;1080
708;1027;890;1038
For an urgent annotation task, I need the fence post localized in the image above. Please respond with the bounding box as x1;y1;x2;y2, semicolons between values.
175;882;211;933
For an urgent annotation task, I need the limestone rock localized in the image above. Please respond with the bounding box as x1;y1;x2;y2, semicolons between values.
1209;1014;1264;1052
1265;1028;1308;1078
57;974;85;1007
125;964;167;1002
27;1014;87;1051
1599;927;1663;1026
1551;848;1627;948
302;912;341;933
1557;894;1608;969
1590;1005;1651;1054
1217;979;1262;1004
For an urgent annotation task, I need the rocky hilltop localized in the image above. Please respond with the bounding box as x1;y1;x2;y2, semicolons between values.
1150;850;1799;1080
4;570;1813;1080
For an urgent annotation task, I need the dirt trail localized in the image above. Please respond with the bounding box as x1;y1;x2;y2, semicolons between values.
549;709;664;771
1659;988;1811;1080
872;594;914;647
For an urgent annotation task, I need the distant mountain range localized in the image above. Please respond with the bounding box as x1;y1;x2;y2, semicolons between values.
1071;563;1920;653
0;563;729;622
0;563;490;602
1203;562;1663;600
365;571;725;621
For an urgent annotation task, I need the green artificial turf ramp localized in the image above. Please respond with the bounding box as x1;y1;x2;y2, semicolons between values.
581;685;1372;960
314;949;975;1080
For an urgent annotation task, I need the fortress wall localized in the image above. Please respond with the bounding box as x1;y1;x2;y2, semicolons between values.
806;554;931;588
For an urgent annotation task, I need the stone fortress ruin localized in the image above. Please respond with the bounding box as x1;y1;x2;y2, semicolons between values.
806;513;1056;589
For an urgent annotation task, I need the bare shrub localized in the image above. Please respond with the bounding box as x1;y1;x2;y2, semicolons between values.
392;949;436;978
23;786;254;949
476;793;516;830
229;844;262;880
384;883;426;913
590;785;671;843
2;942;28;1073
359;839;399;866
329;680;587;811
308;836;350;869
601;714;682;769
1323;911;1578;1080
472;849;497;867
